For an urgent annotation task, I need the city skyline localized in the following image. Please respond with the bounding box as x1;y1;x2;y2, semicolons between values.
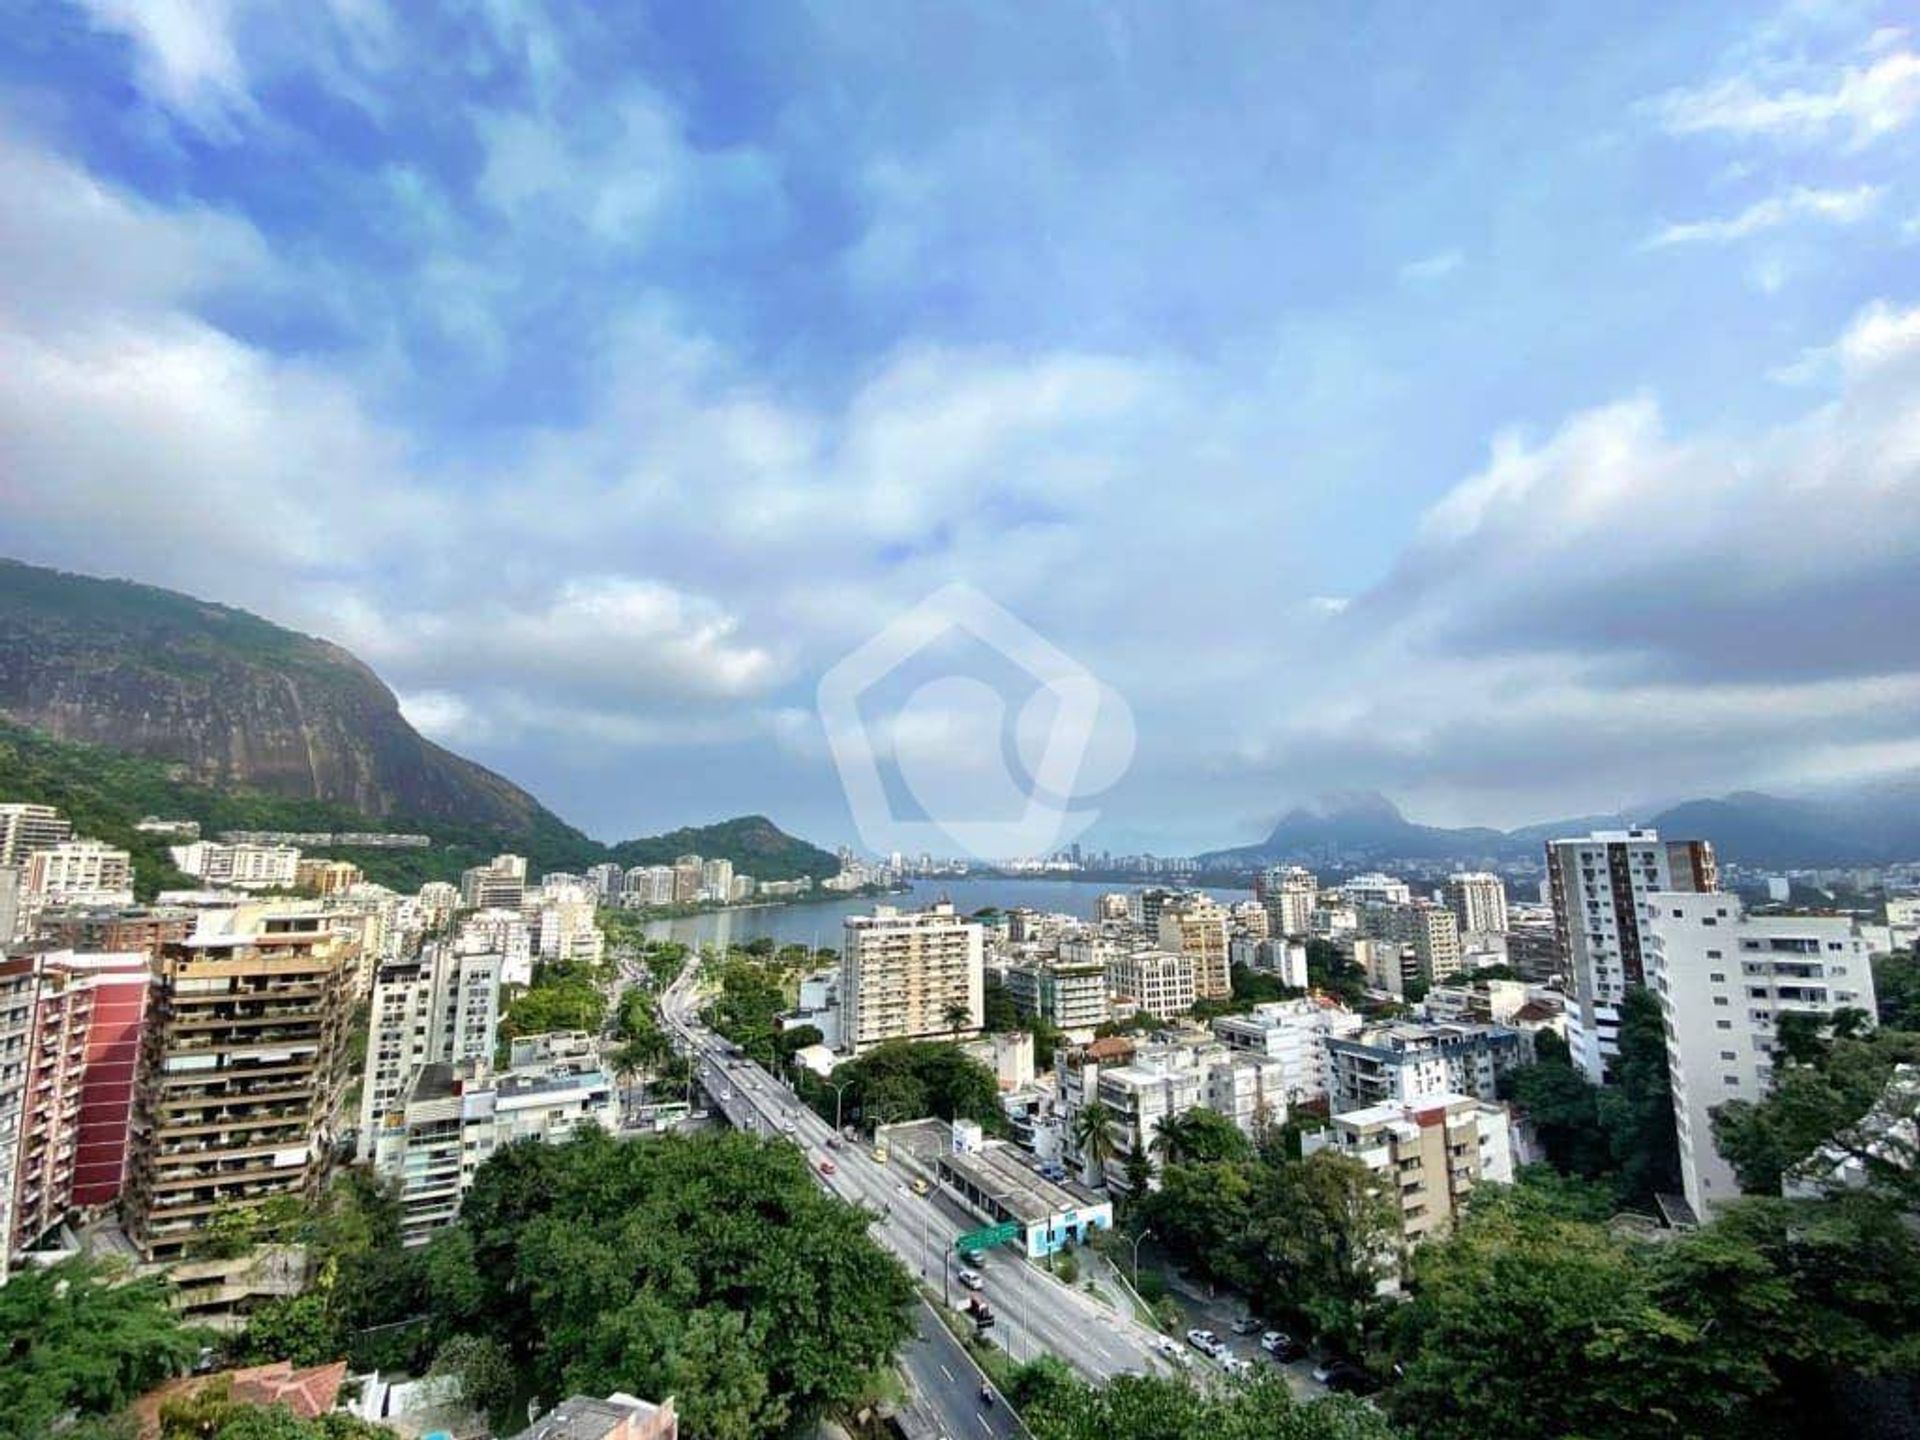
2;3;1918;853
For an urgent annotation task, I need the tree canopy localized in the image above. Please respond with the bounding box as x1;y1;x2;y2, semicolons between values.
0;1259;203;1440
804;1038;1003;1131
1385;1183;1920;1439
1498;987;1679;1208
1012;1360;1403;1440
437;1126;914;1435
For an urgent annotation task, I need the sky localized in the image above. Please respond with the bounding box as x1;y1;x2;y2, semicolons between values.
2;0;1918;855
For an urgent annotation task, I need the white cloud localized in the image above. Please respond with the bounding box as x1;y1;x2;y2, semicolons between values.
1771;299;1920;384
74;0;256;135
1651;47;1920;148
1397;249;1464;284
1643;183;1882;247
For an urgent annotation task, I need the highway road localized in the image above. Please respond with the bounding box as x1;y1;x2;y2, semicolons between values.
901;1299;1027;1440
658;957;1177;1391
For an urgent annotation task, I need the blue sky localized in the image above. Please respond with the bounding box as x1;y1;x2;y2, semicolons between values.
2;0;1918;852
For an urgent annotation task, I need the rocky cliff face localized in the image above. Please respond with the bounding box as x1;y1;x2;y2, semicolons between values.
0;559;552;831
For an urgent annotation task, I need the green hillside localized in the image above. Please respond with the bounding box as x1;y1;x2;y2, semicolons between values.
0;721;839;898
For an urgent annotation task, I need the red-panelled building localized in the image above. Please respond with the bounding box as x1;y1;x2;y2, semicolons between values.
5;951;153;1257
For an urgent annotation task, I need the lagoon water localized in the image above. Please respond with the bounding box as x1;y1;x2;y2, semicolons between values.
641;876;1254;952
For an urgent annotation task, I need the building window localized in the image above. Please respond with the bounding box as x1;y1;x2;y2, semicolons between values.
1709;971;1725;982
1714;997;1729;1007
1716;1020;1732;1030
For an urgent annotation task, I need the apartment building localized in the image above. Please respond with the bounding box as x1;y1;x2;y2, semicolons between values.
126;906;356;1261
457;907;533;986
1105;949;1197;1020
624;867;676;905
1547;828;1717;1082
0;960;34;1279
671;856;703;904
1445;873;1509;936
24;841;135;909
1003;957;1109;1037
170;842;302;890
531;898;603;966
1256;865;1318;938
1360;901;1463;984
1646;894;1876;1218
2;952;152;1266
0;803;72;866
460;854;528;911
1088;1041;1287;1190
839;903;984;1053
294;859;363;896
1211;996;1364;1106
1157;896;1231;999
373;1048;618;1245
356;943;503;1159
1306;1092;1513;1248
1325;1021;1522;1111
35;906;194;960
1344;873;1412;907
699;858;733;901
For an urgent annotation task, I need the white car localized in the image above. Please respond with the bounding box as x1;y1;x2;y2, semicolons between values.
957;1269;985;1291
1185;1328;1220;1356
1217;1353;1252;1376
781;1118;797;1135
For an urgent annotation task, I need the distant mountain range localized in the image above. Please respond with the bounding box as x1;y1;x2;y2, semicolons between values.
1201;785;1920;870
0;559;839;888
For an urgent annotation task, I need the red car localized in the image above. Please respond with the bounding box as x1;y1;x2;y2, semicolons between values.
816;1157;836;1176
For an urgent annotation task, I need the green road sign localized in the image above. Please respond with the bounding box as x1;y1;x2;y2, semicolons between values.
956;1222;1019;1252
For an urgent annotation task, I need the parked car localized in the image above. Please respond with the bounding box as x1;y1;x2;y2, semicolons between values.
1185;1328;1221;1356
1218;1354;1253;1377
957;1268;985;1291
1260;1330;1306;1360
1152;1335;1181;1359
1230;1315;1262;1335
1312;1360;1379;1395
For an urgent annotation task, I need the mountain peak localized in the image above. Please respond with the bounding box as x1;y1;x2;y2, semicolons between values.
1285;791;1407;824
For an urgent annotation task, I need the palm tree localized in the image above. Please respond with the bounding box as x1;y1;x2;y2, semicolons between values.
1152;1112;1196;1166
943;1000;973;1036
1071;1099;1118;1185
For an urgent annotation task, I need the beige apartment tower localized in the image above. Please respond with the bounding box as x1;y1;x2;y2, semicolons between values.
839;903;984;1053
125;906;356;1261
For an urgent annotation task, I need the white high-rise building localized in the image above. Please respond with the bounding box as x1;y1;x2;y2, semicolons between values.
1646;895;1875;1218
23;840;134;908
1344;873;1412;907
169;841;301;889
839;903;984;1053
1445;873;1509;936
1210;997;1364;1106
1547;829;1717;1082
1360;901;1464;984
1258;866;1318;937
699;858;734;902
357;943;504;1158
0;804;72;866
1105;950;1198;1020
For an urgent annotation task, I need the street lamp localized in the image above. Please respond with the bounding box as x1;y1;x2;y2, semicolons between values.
829;1078;856;1134
1127;1228;1155;1291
